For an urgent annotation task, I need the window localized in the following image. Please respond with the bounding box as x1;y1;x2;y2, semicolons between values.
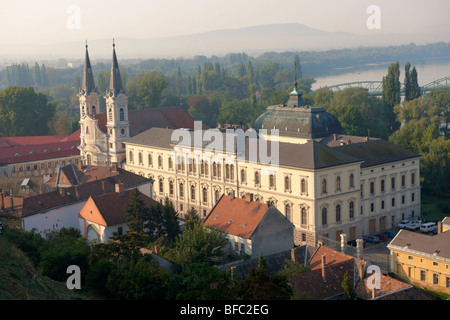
202;187;208;203
301;179;306;193
349;174;354;188
212;162;217;177
158;155;163;168
371;203;374;212
370;181;375;195
168;157;173;170
349;201;354;219
269;174;275;188
336;176;341;190
284;176;290;191
119;108;124;121
392;198;395;207
301;208;307;225
179;183;184;198
201;161;205;175
148;154;152;167
380;179;385;192
240;169;246;183
420;270;426;282
129;150;134;162
433;273;439;285
322;179;327;193
412;193;415;202
169;181;174;196
402;195;405;204
285;203;291;221
411;172;415;185
254;171;260;185
91;106;96;115
225;164;230;180
215;190;220;203
335;204;341;222
138;152;143;164
159;178;164;193
108;108;112;121
381;200;385;210
391;177;396;190
401;175;406;187
86;126;89;135
322;208;327;225
190;185;196;201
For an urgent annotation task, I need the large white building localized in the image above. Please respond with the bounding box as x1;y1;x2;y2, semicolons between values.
123;84;421;246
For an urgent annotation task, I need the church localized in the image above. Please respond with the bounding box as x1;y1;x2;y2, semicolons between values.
78;42;194;168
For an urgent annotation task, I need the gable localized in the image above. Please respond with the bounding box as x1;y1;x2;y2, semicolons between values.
78;196;107;226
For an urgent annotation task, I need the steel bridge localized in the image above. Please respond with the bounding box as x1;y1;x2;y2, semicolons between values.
324;76;450;96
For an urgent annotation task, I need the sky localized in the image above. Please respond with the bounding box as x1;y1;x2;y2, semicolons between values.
1;0;450;46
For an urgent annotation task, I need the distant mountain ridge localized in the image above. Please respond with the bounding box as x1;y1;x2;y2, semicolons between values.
0;23;445;62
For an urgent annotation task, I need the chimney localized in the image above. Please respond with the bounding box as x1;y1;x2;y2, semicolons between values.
115;183;125;195
357;261;364;281
245;193;254;202
111;162;118;172
321;255;327;282
75;186;79;199
340;234;347;253
346;139;351;145
333;134;337;141
356;238;364;260
0;192;4;210
102;181;106;193
154;245;159;254
291;248;298;263
59;188;64;197
437;221;442;234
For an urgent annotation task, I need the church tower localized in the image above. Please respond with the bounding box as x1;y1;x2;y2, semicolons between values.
78;42;101;166
104;41;130;166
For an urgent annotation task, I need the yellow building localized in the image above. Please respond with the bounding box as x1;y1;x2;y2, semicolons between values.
387;220;450;295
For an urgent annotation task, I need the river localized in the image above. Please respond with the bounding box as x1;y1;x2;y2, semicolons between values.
312;58;450;90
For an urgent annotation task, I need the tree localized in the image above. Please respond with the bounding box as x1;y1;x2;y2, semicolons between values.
341;271;356;300
161;196;181;242
126;187;150;234
382;62;401;133
127;71;169;109
404;62;420;101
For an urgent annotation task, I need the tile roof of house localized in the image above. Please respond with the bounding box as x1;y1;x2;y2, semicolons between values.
288;246;366;300
95;106;194;137
203;195;270;239
0;130;80;165
387;229;450;261
88;188;156;226
320;134;379;147
21;170;151;218
126;127;362;170
332;139;421;168
355;273;436;300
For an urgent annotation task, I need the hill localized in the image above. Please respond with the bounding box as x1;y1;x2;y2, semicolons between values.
0;236;84;300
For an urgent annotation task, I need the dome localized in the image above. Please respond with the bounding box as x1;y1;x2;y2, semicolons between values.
253;86;342;140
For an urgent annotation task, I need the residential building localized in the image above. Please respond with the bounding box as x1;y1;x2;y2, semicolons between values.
387;221;450;295
19;167;152;236
0;130;81;178
78;183;157;243
203;194;294;258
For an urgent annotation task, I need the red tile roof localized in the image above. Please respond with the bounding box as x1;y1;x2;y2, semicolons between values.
203;195;269;239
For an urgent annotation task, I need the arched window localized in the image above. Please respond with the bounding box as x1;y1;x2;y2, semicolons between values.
269;174;275;188
215;190;220;203
148;154;152;167
240;169;246;183
213;162;217;177
203;187;208;203
336;204;341;222
349;173;355;188
129;150;133;162
301;208;307;225
138;152;143;164
225;164;230;179
169;180;174;196
284;176;290;191
86;126;89;135
230;164;234;181
168;157;173;170
190;185;196;200
322;208;327;225
179;183;184;198
119;108;124;121
301;179;306;194
159;178;164;193
336;176;341;190
217;164;221;178
285;203;291;221
322;179;327;193
349;201;355;219
108;108;112;121
158;155;163;168
91;106;96;115
254;171;260;185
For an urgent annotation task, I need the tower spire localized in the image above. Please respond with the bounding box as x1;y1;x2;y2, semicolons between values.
108;39;124;96
81;40;96;94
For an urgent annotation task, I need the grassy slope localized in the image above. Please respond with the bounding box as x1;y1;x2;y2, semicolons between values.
0;237;85;300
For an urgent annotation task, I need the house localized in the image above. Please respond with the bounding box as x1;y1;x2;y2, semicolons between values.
288;245;436;300
78;184;157;243
19;168;152;236
203;194;294;259
387;221;450;295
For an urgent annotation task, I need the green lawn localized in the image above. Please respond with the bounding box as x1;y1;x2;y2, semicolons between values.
421;195;450;222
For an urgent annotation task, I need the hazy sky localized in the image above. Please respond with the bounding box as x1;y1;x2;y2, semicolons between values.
1;0;450;45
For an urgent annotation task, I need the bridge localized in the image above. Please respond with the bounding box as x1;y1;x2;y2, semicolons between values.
324;76;450;96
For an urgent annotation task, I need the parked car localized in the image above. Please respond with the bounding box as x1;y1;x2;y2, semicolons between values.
374;233;389;241
397;220;412;228
420;222;437;233
380;231;396;239
405;223;421;231
363;235;380;243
